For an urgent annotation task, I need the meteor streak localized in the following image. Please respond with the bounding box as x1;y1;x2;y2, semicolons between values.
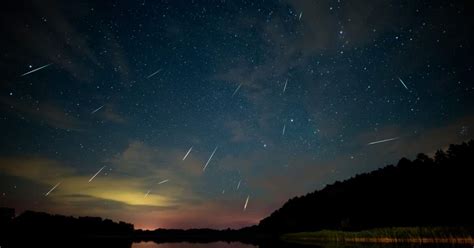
91;105;104;114
243;195;250;210
144;190;151;198
232;83;242;97
368;137;399;145
398;77;409;90
89;166;106;182
21;63;52;77
182;146;193;160
203;146;218;171
146;68;163;79
45;182;61;196
158;179;169;184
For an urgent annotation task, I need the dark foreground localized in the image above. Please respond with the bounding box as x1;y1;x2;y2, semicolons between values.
1;210;473;248
2;141;474;247
2;239;474;248
282;227;474;246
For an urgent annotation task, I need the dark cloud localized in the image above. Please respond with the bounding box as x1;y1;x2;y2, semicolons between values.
1;0;473;229
1;96;84;131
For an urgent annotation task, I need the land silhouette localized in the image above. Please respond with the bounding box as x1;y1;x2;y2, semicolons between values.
259;140;474;234
1;140;474;246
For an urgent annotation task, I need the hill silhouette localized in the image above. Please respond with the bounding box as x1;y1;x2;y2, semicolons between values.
258;140;474;234
1;140;473;245
0;209;134;237
0;207;264;245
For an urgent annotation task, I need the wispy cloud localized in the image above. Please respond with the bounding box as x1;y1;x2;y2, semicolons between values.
0;97;83;131
1;113;472;228
0;0;132;83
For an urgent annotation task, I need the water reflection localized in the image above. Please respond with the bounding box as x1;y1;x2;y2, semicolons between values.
131;241;473;248
4;239;471;248
132;241;257;248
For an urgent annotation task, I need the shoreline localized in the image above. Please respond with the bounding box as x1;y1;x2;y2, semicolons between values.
284;236;474;244
282;227;474;245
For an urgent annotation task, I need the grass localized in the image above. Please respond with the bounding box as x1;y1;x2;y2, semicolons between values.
281;227;474;245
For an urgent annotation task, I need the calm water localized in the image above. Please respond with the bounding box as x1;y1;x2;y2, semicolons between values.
132;241;256;248
131;241;473;248
4;240;472;248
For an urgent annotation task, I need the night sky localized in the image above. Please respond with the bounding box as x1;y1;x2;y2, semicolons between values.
1;0;473;230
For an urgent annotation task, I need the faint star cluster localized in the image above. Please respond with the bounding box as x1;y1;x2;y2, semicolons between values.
0;0;473;229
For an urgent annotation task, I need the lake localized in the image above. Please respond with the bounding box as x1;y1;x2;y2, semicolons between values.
133;241;256;248
132;241;474;248
3;239;472;248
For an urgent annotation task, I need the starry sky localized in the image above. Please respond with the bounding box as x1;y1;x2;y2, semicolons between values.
1;0;473;230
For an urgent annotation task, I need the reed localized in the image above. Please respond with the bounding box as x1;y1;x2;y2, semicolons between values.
282;227;474;245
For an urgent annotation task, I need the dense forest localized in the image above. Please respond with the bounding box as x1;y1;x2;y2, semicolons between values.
1;140;473;243
0;209;134;237
258;140;474;234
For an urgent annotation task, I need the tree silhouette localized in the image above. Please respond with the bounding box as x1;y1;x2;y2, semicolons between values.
258;140;474;234
1;140;473;244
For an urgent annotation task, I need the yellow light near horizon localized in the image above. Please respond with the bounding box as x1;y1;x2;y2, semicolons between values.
52;177;175;207
90;190;173;207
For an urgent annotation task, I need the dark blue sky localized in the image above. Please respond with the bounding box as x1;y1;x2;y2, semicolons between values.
1;0;473;229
